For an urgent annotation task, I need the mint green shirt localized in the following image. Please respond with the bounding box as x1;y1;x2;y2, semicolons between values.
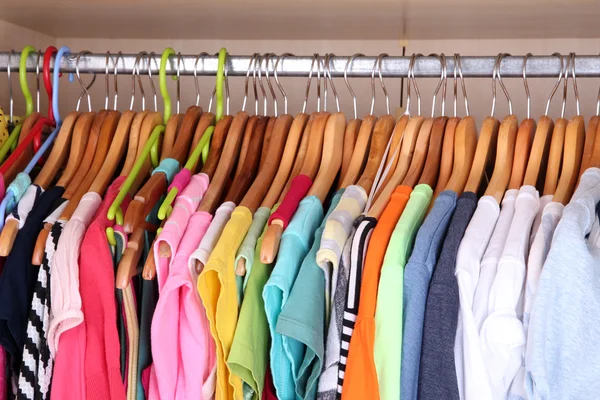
374;184;433;400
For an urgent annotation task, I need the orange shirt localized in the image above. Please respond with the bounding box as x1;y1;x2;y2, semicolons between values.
341;185;412;400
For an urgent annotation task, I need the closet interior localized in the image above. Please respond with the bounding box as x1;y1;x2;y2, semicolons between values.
0;6;599;400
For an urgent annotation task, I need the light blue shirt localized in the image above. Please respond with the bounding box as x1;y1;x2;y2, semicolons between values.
401;190;457;400
276;190;343;400
263;195;324;400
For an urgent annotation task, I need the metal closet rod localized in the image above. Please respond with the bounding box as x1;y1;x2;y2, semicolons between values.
0;52;599;78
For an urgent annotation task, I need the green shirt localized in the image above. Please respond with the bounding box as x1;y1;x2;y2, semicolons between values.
228;205;278;400
374;184;433;400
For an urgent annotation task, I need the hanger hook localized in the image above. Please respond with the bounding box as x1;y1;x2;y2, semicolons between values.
209;52;230;115
441;53;447;117
453;54;458;117
596;52;600;116
193;52;209;107
130;51;147;111
561;53;569;119
104;51;111;110
256;54;267;116
569;52;580;116
75;51;95;112
523;53;532;119
495;53;513;115
544;52;563;116
456;53;470;117
404;54;415;116
113;51;122;110
7;50;14;123
411;53;423;116
491;53;499;116
302;54;319;114
147;52;158;112
35;50;42;113
242;54;257;113
274;53;293;115
175;52;183;114
430;53;445;118
376;53;390;114
326;53;340;113
345;53;363;119
322;54;328;112
316;53;322;112
264;53;279;117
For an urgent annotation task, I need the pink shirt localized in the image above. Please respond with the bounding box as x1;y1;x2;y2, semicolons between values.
48;192;102;354
79;177;130;400
154;173;209;291
149;174;216;400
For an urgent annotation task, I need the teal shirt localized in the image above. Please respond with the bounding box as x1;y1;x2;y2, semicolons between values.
276;190;344;400
374;184;433;400
263;196;324;400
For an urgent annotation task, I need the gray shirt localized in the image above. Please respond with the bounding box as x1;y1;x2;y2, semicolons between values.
401;190;457;400
418;191;477;400
526;167;600;400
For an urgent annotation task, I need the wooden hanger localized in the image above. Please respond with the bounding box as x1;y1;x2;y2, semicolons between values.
553;115;585;204
31;112;96;266
59;110;122;220
444;116;478;194
277;114;314;201
160;114;183;163
340;118;361;185
483;115;519;203
338;115;376;188
197;111;249;213
367;115;424;218
262;113;309;207
0;112;80;257
260;111;330;264
88;110;137;194
508;118;535;189
523;115;554;188
116;220;160;289
463;116;500;195
241;114;293;212
200;115;232;179
189;112;216;173
543;117;567;196
433;116;459;197
123;106;202;233
375;115;407;191
259;117;276;172
418;116;448;188
120;111;148;177
224;115;269;204
3;112;42;183
357;113;397;194
400;117;435;188
131;112;164;193
579;116;599;176
307;112;346;202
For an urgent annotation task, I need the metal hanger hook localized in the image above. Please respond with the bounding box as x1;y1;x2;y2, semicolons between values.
175;52;183;114
411;53;423;116
147;52;159;112
430;53;446;117
523;53;532;119
7;50;14;123
75;50;95;112
274;52;293;115
345;53;364;119
252;53;261;115
130;51;148;111
193;52;210;107
302;54;319;114
544;52;563;116
569;52;580;116
104;51;111;110
561;53;570;119
378;53;390;114
256;54;268;116
264;53;279;117
456;53;470;117
495;53;513;115
113;51;122;110
323;53;340;113
35;50;42;113
242;53;258;113
404;54;415;116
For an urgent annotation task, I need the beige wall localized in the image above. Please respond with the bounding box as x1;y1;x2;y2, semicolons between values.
2;31;600;127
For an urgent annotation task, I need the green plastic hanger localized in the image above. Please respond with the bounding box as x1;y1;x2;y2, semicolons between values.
106;47;177;245
156;48;226;220
0;46;35;163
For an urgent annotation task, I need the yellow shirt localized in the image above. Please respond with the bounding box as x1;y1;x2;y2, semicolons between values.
198;205;253;400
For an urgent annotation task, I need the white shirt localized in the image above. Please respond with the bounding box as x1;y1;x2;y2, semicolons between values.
472;189;518;331
526;168;600;399
454;195;499;400
481;185;539;399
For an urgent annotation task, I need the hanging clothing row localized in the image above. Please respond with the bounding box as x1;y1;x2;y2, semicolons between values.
0;47;599;400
